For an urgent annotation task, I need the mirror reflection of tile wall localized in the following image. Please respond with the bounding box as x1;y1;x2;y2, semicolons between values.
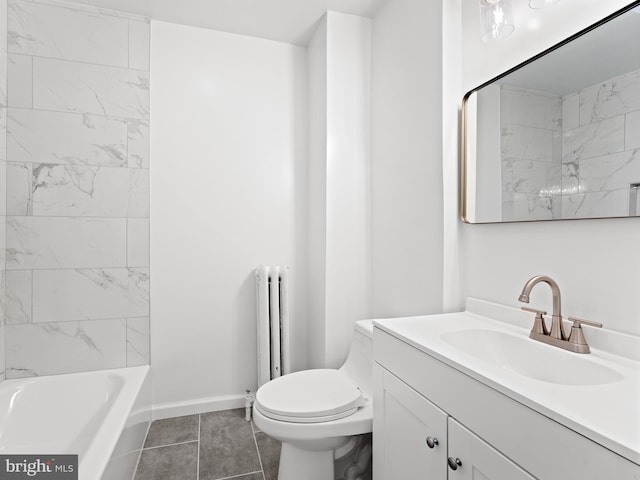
500;69;640;221
501;86;562;221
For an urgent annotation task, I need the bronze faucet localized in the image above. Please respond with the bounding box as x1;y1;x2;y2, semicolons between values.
518;275;602;354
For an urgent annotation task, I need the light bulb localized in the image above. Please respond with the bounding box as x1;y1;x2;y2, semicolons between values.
479;0;515;42
529;0;561;9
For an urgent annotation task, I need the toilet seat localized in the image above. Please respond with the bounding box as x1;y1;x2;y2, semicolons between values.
255;369;366;424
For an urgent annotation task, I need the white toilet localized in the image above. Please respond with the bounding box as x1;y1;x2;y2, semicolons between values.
253;319;374;480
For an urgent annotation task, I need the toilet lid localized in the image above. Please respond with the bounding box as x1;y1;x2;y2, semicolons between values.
255;369;365;423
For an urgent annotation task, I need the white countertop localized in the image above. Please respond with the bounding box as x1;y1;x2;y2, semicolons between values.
373;298;640;465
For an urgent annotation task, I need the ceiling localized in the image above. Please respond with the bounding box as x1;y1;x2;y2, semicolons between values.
62;0;386;45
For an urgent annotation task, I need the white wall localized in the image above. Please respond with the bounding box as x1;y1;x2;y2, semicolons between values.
325;12;372;368
455;0;640;335
307;12;372;369
442;0;463;312
370;0;444;318
150;21;308;415
306;16;328;369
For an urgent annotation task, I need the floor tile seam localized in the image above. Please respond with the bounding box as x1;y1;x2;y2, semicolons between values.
250;420;267;480
142;439;198;451
130;420;152;480
217;471;264;480
197;413;202;480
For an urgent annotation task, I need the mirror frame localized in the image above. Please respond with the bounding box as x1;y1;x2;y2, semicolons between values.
461;0;640;224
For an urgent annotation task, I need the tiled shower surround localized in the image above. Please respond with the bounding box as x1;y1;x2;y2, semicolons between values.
500;85;562;220
0;0;7;383
1;0;150;379
501;68;640;221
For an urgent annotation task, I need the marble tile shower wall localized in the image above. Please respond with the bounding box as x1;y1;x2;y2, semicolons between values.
500;86;562;221
562;69;640;218
3;0;150;379
500;69;640;221
0;0;7;383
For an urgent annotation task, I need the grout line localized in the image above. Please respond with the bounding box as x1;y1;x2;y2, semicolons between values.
29;0;148;23
196;414;201;480
28;51;149;74
8;104;149;124
6;212;149;219
4;316;138;328
31;55;34;109
5;266;148;273
5;160;146;174
125;316;129;367
30;269;34;323
250;421;266;480
126;108;131;168
125;213;129;268
131;420;152;480
217;472;264;480
7;213;148;220
141;439;198;451
624;111;627;151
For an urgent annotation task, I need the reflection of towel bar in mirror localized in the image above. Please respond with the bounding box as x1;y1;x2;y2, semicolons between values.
461;1;640;223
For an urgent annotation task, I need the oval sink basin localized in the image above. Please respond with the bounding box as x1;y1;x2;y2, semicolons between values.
441;329;624;386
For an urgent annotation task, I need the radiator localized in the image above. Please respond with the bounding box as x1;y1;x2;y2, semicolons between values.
255;265;290;388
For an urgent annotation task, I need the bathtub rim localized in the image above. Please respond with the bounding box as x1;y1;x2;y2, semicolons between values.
0;365;151;480
85;365;150;479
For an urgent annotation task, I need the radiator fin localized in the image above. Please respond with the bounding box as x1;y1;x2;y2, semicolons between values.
255;265;290;388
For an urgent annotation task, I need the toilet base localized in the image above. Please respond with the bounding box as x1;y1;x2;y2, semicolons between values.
277;442;340;480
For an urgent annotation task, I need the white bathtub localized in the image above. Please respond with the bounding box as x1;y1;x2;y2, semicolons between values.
0;366;151;480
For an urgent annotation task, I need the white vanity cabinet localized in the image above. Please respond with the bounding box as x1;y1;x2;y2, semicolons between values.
373;365;448;479
373;325;640;480
374;364;535;480
447;418;535;480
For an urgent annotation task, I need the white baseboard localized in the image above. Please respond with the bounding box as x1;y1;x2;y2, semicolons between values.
151;393;247;420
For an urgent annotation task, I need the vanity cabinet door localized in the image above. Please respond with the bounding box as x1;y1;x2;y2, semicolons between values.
373;365;448;480
447;418;536;480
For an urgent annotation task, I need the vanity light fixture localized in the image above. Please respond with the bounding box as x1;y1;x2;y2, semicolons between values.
529;0;561;9
479;0;515;42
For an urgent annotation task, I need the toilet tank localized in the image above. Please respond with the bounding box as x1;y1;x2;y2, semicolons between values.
339;320;374;399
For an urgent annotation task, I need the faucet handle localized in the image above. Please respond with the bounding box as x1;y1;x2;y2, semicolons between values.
568;317;602;329
521;307;548;336
567;317;602;353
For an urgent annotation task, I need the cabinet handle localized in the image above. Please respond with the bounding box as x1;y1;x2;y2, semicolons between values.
447;457;462;470
425;436;439;449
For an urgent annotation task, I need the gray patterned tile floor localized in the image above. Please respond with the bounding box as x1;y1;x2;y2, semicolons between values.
134;408;281;480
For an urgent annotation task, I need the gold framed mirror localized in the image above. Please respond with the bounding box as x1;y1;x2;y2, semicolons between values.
462;1;640;223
